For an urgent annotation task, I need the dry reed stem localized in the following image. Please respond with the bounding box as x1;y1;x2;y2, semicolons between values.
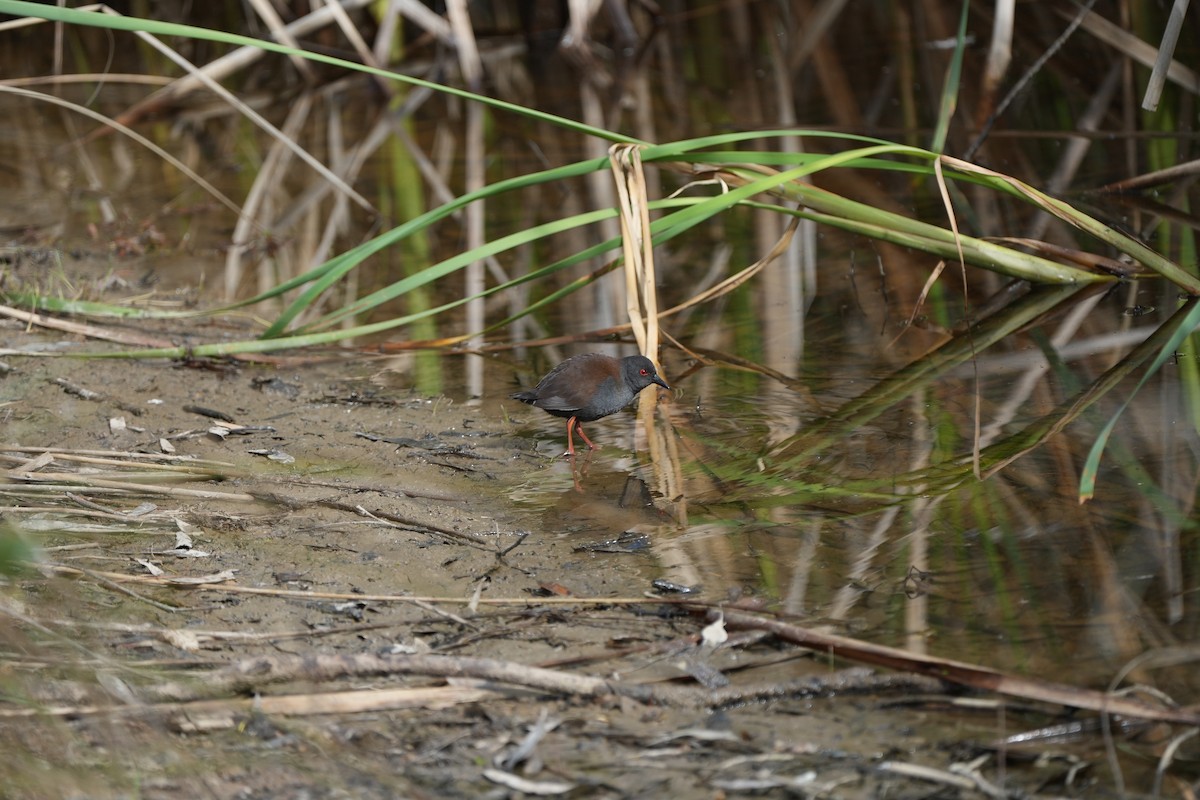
244;0;316;81
6;473;254;502
95;5;372;218
321;0;385;77
446;0;487;397
609;143;658;362
226;93;314;300
1069;5;1200;94
87;0;376;126
0;448;234;469
979;0;1014;123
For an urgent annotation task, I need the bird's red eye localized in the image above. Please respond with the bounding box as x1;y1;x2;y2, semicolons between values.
640;368;648;376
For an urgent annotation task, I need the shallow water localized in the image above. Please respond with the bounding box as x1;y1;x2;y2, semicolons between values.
496;283;1200;693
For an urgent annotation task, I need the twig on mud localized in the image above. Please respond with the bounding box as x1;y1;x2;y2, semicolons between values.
76;566;183;613
6;472;256;501
351;503;489;562
498;531;529;558
258;473;460;502
45;564;237;587
34;616;401;647
51;377;149;417
0;445;235;468
711;606;1200;726
535;629;773;675
407;596;476;629
0;684;509;723
876;761;982;794
313;497;494;550
878;760;1012;800
143;651;913;709
40;542;103;552
182;404;237;422
42;564;696;609
145;653;614;702
64;491;133;514
0;303;176;348
50;377;103;401
1;447;483;554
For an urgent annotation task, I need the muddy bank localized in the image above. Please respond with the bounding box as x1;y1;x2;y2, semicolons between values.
0;328;1152;798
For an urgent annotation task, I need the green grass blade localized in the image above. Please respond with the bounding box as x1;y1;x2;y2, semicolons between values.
258;157;608;336
1078;297;1200;501
930;0;970;154
771;283;1085;470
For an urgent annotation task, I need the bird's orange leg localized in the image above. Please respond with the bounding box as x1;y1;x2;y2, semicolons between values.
564;417;598;458
564;416;578;457
575;422;597;451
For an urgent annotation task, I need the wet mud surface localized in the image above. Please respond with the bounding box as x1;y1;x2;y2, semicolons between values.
0;324;1153;798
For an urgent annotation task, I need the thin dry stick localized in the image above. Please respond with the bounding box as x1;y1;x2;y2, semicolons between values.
163;652;614;700
81;0;376;130
878;762;998;798
315;498;494;550
1100;158;1200;193
0;303;173;348
7;474;256;502
666;216;800;318
1028;62;1122;241
226;92;314;300
11;470;224;484
43;616;398;645
144;650;924;710
244;0;316;80
1068;4;1200;94
964;0;1098;160
0;685;503;721
389;0;454;46
43;564;694;605
319;0;385;81
0;450;233;472
1141;0;1191;110
98;6;371;214
76;567;181;613
1;73;174;90
0;658;923;721
713;607;1200;726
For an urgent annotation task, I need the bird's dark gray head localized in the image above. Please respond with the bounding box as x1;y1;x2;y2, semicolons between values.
621;355;670;392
